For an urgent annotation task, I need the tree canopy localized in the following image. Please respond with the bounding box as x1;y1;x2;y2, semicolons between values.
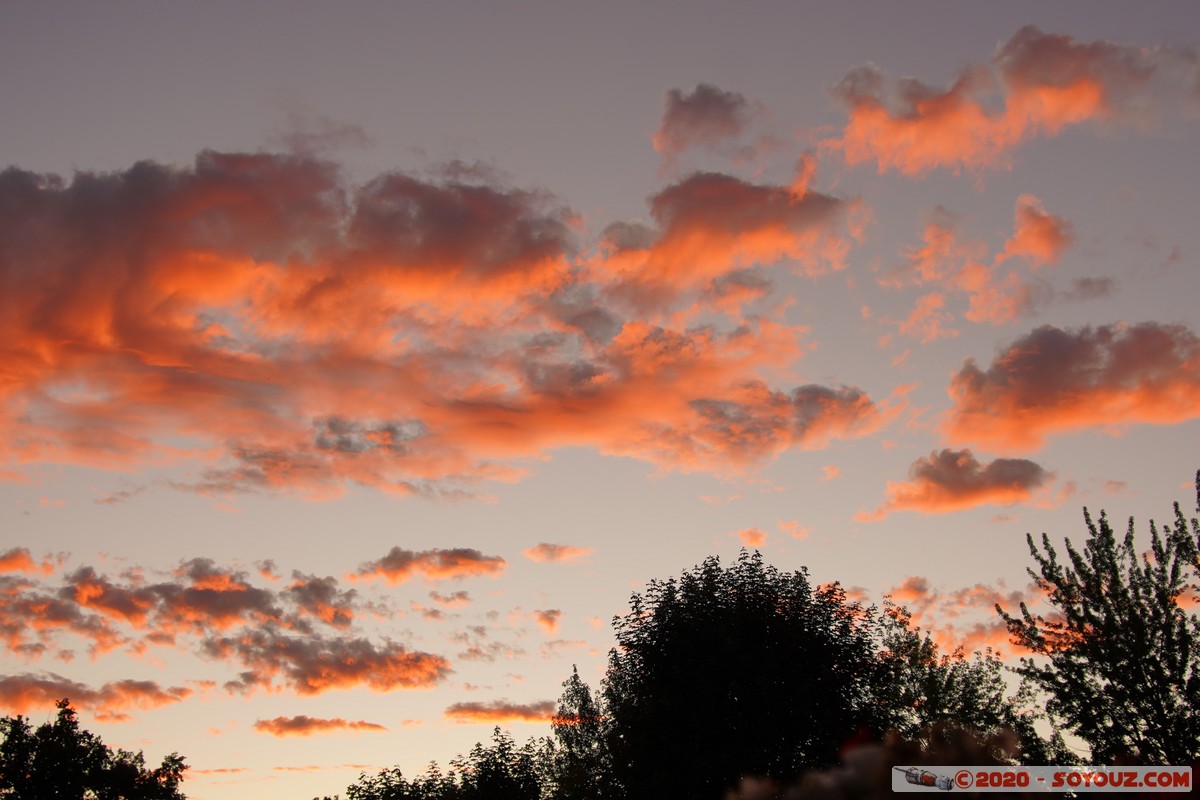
0;698;187;800
334;727;542;800
997;471;1200;764
338;549;1058;800
599;551;879;797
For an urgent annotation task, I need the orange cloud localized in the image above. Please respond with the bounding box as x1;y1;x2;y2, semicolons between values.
0;148;883;499
0;672;190;718
829;25;1200;175
885;292;957;344
1;553;458;704
202;629;451;695
0;548;53;576
534;609;562;635
444;699;555;724
946;323;1200;451
885;576;1044;657
997;194;1075;266
253;715;387;737
857;449;1052;521
0;577;126;658
888;576;932;607
351;548;506;585
883;197;1075;336
596;170;860;305
523;543;594;563
776;520;811;539
735;527;767;547
283;574;356;628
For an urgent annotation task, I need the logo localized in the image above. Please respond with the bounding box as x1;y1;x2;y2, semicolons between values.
894;767;955;790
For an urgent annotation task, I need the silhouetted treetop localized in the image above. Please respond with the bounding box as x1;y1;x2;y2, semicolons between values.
998;470;1200;764
602;550;880;798
0;698;187;800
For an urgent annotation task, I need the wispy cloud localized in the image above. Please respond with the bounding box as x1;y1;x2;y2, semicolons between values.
523;543;594;563
351;548;506;584
444;699;555;724
253;715;388;737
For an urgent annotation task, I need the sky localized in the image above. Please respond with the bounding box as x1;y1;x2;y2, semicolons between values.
2;2;1200;797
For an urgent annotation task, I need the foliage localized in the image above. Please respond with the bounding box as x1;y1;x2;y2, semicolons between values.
0;698;187;800
997;471;1200;763
339;727;542;800
599;550;882;798
872;602;1074;765
545;667;613;800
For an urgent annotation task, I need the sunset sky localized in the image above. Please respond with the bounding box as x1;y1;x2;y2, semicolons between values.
3;3;1200;798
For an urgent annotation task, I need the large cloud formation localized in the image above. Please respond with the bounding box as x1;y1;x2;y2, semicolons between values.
829;25;1200;175
0;554;455;709
0;150;880;499
946;323;1200;451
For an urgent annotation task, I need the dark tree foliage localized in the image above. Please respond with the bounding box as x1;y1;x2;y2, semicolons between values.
335;548;1074;800
337;727;542;800
600;550;880;799
0;699;187;800
997;471;1200;764
546;667;613;800
872;602;1074;765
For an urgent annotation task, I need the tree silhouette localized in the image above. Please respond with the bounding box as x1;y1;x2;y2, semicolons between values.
872;601;1073;765
997;471;1200;763
339;727;542;800
338;547;1073;800
0;698;187;800
545;667;613;800
600;550;881;798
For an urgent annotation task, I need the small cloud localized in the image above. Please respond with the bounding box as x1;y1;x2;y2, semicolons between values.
997;195;1075;267
777;520;811;539
429;590;472;607
444;699;555;724
253;716;387;737
653;83;755;165
533;609;562;635
523;543;594;564
0;547;54;576
734;527;767;547
857;449;1052;521
351;547;506;584
93;486;147;505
